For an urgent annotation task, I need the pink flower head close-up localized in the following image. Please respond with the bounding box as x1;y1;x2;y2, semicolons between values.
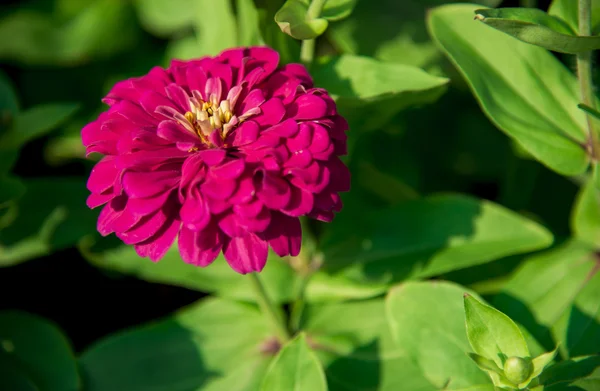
82;46;350;274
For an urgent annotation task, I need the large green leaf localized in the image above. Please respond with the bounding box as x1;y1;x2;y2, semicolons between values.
493;240;599;356
260;333;327;391
312;55;449;132
0;175;25;205
385;281;493;389
83;238;298;304
428;4;590;176
549;0;600;34
327;0;501;70
571;177;600;247
540;355;600;390
0;178;97;266
80;298;273;391
193;0;237;56
303;298;441;391
0;103;79;149
473;8;600;54
0;311;79;391
0;0;140;65
320;193;553;284
133;0;195;37
237;0;263;46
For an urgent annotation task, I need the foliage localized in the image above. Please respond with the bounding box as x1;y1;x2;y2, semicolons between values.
1;0;599;390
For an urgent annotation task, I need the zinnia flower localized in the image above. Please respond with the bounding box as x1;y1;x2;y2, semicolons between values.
82;47;349;274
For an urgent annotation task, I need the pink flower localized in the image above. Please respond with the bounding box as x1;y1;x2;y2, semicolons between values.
82;47;349;274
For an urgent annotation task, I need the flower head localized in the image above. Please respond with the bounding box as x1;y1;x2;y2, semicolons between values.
82;47;349;274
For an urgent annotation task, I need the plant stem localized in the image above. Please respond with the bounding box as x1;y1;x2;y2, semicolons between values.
578;0;600;161
299;0;328;67
249;273;290;342
289;272;311;332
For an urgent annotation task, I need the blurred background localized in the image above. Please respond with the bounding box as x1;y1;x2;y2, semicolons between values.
0;0;578;355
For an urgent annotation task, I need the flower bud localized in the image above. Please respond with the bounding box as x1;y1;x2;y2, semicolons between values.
503;356;532;385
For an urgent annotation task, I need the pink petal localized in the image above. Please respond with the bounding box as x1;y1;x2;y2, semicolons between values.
263;118;298;138
157;120;199;144
86;192;115;209
289;94;328;120
118;209;168;245
261;212;301;257
180;188;211;231
282;187;314;217
211;159;245;179
232;121;260;146
254;98;285;127
223;233;268;274
239;89;265;115
255;171;291;209
165;83;191;113
127;189;173;215
178;225;223;266
134;218;181;261
87;157;118;193
122;170;179;198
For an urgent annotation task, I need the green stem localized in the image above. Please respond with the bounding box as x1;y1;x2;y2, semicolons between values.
249;273;290;342
578;0;600;161
289;272;311;332
299;0;328;66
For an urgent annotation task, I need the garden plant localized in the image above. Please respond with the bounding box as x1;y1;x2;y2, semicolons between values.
0;0;599;390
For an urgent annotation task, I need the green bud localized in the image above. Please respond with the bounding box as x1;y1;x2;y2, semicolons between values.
503;356;532;385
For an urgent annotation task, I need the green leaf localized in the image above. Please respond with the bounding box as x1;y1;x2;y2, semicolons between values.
428;4;590;176
193;0;237;55
83;238;297;304
464;294;530;368
305;271;388;302
0;175;25;205
0;362;39;391
320;0;357;22
0;0;140;65
0;178;97;266
237;0;264;46
0;311;79;391
79;298;272;391
260;333;327;391
0;103;79;149
571;366;600;390
134;0;194;37
275;0;328;40
572;175;600;246
327;0;501;71
468;352;504;374
493;240;599;357
540;355;600;389
385;281;492;389
165;35;202;61
549;0;600;34
531;347;559;380
303;298;447;390
311;55;449;131
321;193;553;284
473;8;600;54
0;70;19;120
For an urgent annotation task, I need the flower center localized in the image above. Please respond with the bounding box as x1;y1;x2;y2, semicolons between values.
184;97;236;144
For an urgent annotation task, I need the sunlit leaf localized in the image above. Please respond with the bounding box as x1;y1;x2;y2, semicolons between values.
260;333;327;391
428;4;590;176
80;298;272;391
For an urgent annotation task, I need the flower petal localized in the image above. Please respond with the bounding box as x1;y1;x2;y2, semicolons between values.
223;233;268;274
178;224;223;266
